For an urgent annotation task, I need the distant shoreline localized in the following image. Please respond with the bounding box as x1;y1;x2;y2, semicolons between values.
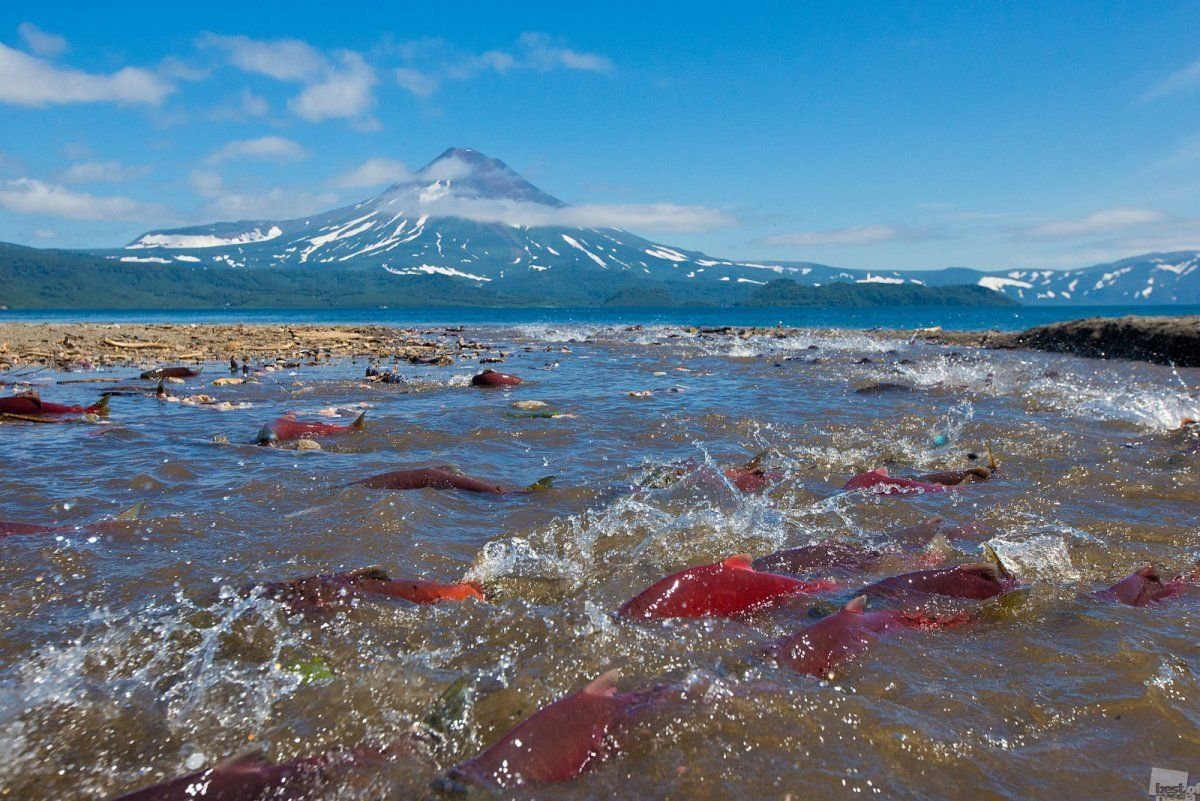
1;315;1198;372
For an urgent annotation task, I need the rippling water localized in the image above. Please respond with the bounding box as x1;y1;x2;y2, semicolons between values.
2;323;1198;800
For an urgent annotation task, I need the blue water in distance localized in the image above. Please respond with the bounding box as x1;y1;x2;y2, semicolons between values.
1;304;1197;330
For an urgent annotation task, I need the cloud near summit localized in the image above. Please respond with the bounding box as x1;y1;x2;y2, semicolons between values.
399;192;732;233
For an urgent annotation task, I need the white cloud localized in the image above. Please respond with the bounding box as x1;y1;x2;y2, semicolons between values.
762;224;900;247
392;191;731;233
188;167;338;221
60;160;149;184
190;168;224;197
394;67;439;96
0;43;173;106
1024;208;1166;239
288;51;376;122
391;32;612;96
332;158;412;188
517;32;612;73
202;33;377;125
203;187;339;221
210;88;269;121
18;22;67;58
206;136;308;164
1141;58;1200;103
0;178;157;221
198;33;325;82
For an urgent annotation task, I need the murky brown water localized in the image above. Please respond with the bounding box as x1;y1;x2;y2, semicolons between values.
1;324;1198;800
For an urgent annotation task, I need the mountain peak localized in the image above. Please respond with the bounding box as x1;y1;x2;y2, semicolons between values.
399;147;565;207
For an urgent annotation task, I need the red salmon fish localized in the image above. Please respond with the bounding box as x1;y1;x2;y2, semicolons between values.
256;411;365;445
1097;564;1199;607
1;504;143;540
768;595;921;677
723;465;770;493
862;562;1017;601
253;567;483;611
441;670;676;789
0;393;109;419
618;554;835;619
752;517;951;576
354;467;553;494
472;369;522;387
844;467;950;494
109;749;334;801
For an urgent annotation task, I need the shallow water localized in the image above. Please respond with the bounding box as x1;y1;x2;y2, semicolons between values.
1;323;1198;801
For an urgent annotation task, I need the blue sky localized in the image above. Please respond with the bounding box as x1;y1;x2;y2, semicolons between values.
1;1;1199;270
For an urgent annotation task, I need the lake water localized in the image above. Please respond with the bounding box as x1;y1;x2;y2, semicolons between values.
1;321;1198;800
2;303;1198;331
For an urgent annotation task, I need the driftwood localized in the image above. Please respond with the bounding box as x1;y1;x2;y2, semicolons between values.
103;339;169;350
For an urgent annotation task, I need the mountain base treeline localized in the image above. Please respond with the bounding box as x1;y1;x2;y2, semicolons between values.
0;245;1016;309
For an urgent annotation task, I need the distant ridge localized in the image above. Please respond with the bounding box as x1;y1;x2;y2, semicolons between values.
0;147;1197;307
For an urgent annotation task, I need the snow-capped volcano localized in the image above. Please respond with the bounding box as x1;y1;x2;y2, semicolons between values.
113;148;1200;304
120;147;839;285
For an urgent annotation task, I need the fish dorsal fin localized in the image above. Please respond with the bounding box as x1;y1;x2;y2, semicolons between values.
874;467;890;477
743;450;769;470
94;394;110;415
525;475;555;492
982;544;1014;580
722;554;755;570
584;669;621;697
985;442;999;471
347;566;391;582
960;562;1000;582
843;595;868;614
1137;564;1159;580
115;503;144;521
211;748;268;772
350;411;366;430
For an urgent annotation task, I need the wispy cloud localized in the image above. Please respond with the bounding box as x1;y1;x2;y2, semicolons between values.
209;88;269;122
198;33;325;81
1023;207;1165;239
389;32;612;96
1141;58;1200;103
0;178;159;221
0;43;173;106
189;168;337;221
59;160;150;184
517;32;612;73
206;136;308;164
200;33;377;125
761;224;901;247
18;22;68;58
332;158;413;188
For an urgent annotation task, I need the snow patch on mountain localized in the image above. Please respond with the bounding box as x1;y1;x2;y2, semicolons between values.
129;226;282;250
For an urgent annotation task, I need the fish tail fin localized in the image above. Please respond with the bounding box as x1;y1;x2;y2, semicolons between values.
94;393;110;416
983;543;1014;580
350;411;366;430
985;442;998;471
525;475;555;492
419;675;473;752
114;502;144;521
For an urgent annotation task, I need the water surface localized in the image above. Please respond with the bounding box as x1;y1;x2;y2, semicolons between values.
1;323;1197;800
